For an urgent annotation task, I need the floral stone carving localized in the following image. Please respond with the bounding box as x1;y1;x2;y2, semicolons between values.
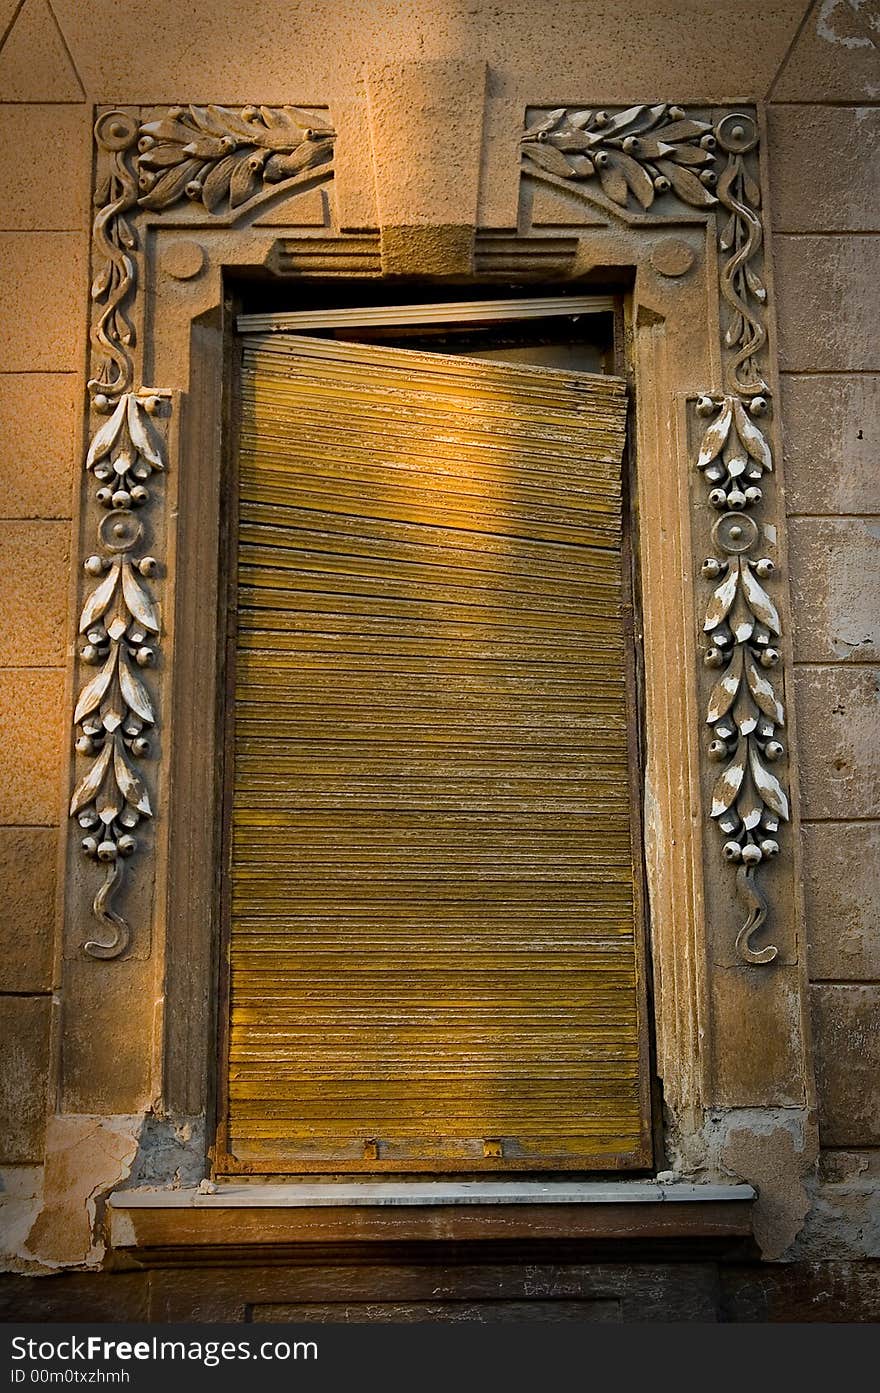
72;104;336;956
522;106;789;962
71;392;169;958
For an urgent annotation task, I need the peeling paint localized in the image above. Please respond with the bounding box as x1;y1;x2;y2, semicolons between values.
13;1116;141;1273
817;0;878;50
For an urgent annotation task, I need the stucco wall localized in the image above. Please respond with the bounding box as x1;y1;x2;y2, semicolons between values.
0;0;877;1306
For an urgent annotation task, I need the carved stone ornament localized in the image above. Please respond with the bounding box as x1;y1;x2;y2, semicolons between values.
522;106;789;963
72;106;336;956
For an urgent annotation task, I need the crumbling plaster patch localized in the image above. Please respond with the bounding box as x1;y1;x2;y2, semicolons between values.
662;1106;819;1260
2;1112;208;1272
0;1167;43;1275
13;1116;141;1272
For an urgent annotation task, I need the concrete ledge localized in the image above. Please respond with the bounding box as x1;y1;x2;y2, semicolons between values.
106;1183;757;1264
110;1180;755;1209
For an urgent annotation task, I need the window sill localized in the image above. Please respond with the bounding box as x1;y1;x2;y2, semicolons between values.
107;1182;756;1264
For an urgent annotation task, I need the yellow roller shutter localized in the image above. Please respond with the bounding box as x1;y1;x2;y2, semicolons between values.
220;332;650;1173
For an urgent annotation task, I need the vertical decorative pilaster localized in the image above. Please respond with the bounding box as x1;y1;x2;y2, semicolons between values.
72;104;336;956
519;103;791;962
71;390;170;958
693;113;789;963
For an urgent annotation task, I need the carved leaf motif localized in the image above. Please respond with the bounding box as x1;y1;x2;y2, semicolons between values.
181;135;229;159
264;140;333;182
97;772;122;824
524;108;568;137
697;399;733;468
732;399;772;471
665;144;712;166
627;136;675;159
745;658;785;726
712;735;747;817
740;562;781;635
608;150;655;209
127;396;164;470
141;143;189;167
69;739;113;815
548;130;595;152
737;768;765;830
200;153;239;211
743;169;761;207
138;157;203;210
598;160;630;206
600;105;647;134
140;117;198;143
733;680;759;735
653;118;712;142
729;583;755;643
723;426;748;478
749;742;790;821
744;264;766;301
113;735;152;815
121;561;159;633
74;647;118;725
566;154;595;177
85;396;127;471
719;211;737;252
707;645;742;723
704;560;739;631
654;158;717;208
79;562;121;633
229;154;262;209
118;651;155;725
521;142;574;177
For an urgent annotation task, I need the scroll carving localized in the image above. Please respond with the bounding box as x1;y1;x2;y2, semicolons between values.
73;106;335;955
521;106;789;962
90;104;335;397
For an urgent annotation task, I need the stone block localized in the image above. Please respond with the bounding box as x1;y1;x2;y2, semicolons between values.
803;821;880;981
380;224;474;277
0;0;84;102
0;233;86;373
768;105;880;233
0;373;78;520
788;517;880;662
50;1;806;106
367;60;486;231
59;960;157;1114
811;984;880;1146
775;235;880;372
781;373;879;515
0;105;90;231
0;520;71;666
793;664;880;819
774;3;880;102
0;826;56;991
711;967;806;1107
0;994;51;1163
0;668;65;825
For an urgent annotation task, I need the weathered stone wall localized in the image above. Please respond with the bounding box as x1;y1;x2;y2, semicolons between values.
0;0;877;1305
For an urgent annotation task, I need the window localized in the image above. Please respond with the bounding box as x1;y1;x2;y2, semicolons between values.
214;297;651;1174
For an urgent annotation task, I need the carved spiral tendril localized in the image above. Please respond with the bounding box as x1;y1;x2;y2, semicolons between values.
716;151;768;396
90;111;139;399
734;864;777;966
84;862;131;960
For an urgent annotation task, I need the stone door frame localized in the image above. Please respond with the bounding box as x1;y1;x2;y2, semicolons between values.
50;79;815;1251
